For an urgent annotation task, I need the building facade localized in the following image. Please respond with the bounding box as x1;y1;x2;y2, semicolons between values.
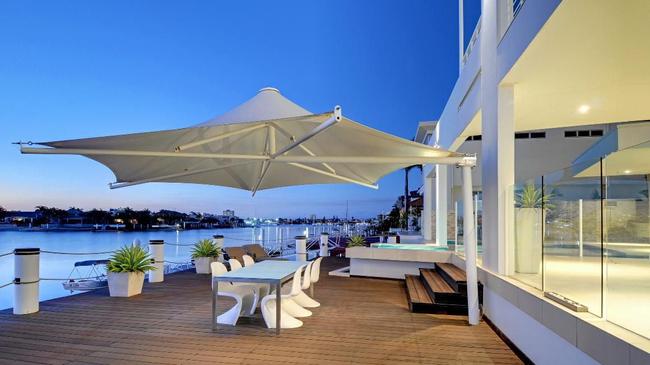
417;1;650;364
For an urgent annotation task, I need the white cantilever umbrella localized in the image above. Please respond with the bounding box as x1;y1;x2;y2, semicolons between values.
20;87;471;194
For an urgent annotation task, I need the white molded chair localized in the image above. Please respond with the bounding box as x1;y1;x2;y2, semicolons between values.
210;262;256;326
287;260;320;308
242;254;255;267
309;257;323;298
228;258;268;312
261;264;308;329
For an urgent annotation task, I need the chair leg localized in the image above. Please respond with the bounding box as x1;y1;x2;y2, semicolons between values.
293;291;320;308
282;298;312;318
217;293;242;326
261;297;303;329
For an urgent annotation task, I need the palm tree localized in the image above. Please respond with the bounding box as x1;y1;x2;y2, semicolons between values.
403;164;423;230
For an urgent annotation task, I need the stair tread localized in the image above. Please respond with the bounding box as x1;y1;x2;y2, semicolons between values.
420;269;455;294
437;263;467;283
405;275;432;304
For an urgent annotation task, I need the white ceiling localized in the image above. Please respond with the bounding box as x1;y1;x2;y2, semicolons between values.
502;0;650;131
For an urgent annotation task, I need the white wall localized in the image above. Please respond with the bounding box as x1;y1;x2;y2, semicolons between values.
484;287;600;365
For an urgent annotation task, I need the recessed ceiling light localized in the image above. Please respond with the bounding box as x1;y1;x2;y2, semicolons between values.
578;105;590;114
623;170;632;174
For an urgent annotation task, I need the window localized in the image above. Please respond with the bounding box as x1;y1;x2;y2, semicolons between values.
565;129;604;138
423;133;433;145
465;135;482;141
530;132;546;139
515;132;529;139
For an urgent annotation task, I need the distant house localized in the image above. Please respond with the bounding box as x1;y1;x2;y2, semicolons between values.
3;211;41;225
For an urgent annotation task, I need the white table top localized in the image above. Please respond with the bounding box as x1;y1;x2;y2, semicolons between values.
214;260;306;282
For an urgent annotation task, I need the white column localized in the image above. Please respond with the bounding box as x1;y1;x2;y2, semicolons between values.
295;235;307;261
462;165;480;325
422;169;434;241
436;164;449;246
578;199;584;257
319;233;329;257
213;235;224;262
480;0;515;274
14;248;40;315
458;0;465;73
148;240;164;283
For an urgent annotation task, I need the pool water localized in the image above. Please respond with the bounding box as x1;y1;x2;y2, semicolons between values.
371;243;450;251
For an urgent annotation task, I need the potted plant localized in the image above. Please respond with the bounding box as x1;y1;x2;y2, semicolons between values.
192;238;221;274
515;184;553;274
347;235;366;247
106;245;155;297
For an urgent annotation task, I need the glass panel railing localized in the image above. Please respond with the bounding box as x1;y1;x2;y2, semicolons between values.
512;177;544;290
542;159;603;317
603;140;650;339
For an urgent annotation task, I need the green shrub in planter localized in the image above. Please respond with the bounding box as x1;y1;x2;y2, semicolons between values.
192;239;221;274
347;235;366;247
106;245;155;297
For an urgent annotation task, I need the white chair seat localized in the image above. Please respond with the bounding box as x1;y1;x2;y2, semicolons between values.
211;262;257;326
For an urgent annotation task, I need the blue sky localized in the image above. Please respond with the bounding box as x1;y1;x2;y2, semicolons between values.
0;1;480;218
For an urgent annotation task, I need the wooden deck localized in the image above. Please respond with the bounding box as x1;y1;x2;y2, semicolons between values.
0;258;522;365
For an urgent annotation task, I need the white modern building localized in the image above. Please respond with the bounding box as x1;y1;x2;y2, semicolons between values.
416;1;650;364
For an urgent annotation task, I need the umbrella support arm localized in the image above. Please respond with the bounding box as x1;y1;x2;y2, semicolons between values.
268;122;337;174
270;106;341;159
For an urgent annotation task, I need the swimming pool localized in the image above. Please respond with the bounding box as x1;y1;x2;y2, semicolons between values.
371;243;450;251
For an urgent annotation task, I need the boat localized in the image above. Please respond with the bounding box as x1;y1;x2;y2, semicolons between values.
62;259;109;292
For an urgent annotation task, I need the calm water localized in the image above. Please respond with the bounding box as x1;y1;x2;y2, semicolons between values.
0;225;333;310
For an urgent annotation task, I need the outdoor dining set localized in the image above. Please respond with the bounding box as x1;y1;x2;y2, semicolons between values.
212;244;323;334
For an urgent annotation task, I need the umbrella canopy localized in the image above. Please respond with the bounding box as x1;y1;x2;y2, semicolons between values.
21;87;470;194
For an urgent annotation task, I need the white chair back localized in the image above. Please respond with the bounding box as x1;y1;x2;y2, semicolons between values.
301;261;313;290
242;254;255;267
229;258;243;271
290;265;307;296
310;257;323;284
211;261;228;276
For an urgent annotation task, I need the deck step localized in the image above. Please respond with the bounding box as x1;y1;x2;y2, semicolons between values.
435;263;484;299
405;274;432;312
419;268;466;305
404;275;470;315
436;263;467;293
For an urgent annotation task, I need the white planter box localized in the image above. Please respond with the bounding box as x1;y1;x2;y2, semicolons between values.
107;271;145;297
194;257;217;274
515;208;544;274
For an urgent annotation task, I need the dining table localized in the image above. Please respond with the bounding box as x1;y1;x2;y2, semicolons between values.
211;259;308;334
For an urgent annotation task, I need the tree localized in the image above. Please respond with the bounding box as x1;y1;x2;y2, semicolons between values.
403;164;422;230
35;206;69;225
83;209;113;225
0;206;6;220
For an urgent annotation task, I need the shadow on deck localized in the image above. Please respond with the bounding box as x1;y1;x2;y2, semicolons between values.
0;258;522;365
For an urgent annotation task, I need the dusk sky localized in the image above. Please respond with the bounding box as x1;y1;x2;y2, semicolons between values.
0;1;480;218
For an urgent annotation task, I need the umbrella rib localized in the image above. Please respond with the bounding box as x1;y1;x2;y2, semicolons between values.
268;122;336;174
174;124;267;152
288;162;378;189
109;161;256;189
251;126;276;196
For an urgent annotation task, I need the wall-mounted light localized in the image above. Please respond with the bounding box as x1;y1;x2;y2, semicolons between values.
578;105;590;114
623;170;632;174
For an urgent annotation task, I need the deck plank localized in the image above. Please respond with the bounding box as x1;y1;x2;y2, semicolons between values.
0;258;522;364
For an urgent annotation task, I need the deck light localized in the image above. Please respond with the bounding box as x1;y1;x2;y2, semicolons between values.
624;170;632;174
578;104;590;114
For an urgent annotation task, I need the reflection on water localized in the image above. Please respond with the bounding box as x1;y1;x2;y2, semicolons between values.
0;225;332;310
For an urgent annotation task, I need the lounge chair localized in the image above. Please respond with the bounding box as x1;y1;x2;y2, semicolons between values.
242;244;272;261
210;262;256;326
223;247;247;265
